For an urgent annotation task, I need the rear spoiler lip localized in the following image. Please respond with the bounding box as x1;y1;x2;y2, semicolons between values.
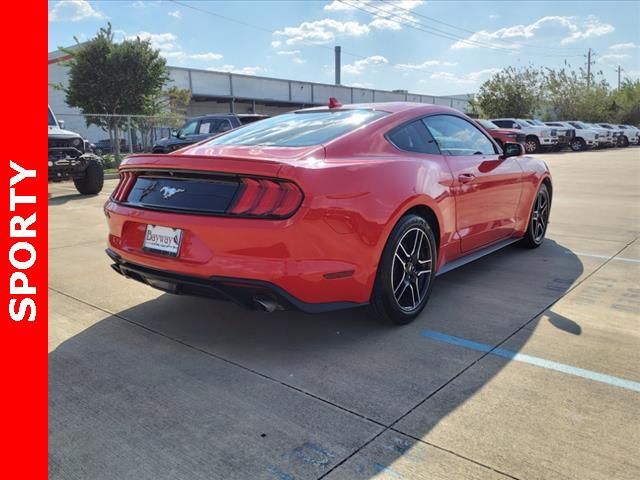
118;146;326;181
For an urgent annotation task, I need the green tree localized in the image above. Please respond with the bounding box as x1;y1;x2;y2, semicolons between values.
135;86;192;150
609;79;640;124
63;24;169;155
474;66;543;118
541;66;610;122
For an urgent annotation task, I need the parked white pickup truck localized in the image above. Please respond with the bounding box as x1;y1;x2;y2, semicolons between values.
617;125;640;146
490;118;558;153
554;121;599;151
597;123;627;147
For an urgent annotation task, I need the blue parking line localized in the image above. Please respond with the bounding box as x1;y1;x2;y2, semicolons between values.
421;330;640;393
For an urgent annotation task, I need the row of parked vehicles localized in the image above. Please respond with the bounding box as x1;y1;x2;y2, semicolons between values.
477;118;640;153
156;114;640;156
49;101;639;196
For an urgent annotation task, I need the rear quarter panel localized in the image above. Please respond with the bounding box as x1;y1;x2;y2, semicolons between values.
278;142;457;283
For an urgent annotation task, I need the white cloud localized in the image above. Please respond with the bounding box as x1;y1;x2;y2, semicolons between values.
599;53;631;67
451;15;614;50
279;1;424;44
342;55;388;75
271;40;282;48
48;0;105;22
369;17;403;31
488;14;500;20
561;15;614;44
275;19;370;45
325;0;425;31
276;50;305;64
324;0;354;11
430;68;500;85
396;59;458;70
609;42;637;50
127;31;178;50
168;10;181;18
120;30;222;64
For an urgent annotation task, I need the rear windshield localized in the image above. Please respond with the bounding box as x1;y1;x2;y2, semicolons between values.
204;109;388;147
48;108;56;126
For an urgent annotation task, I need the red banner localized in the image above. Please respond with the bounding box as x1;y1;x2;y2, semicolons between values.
1;2;47;477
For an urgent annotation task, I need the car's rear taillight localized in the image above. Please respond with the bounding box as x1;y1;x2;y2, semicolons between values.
229;177;303;218
111;171;137;201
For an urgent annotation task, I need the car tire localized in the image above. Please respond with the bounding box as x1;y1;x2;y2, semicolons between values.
524;136;540;154
570;138;586;151
73;159;104;195
520;183;550;249
369;214;437;325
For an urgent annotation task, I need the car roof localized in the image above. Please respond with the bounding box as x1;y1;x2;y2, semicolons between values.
190;113;268;120
296;102;461;116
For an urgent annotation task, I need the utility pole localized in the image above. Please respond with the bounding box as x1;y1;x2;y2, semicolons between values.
585;48;595;86
618;65;622;89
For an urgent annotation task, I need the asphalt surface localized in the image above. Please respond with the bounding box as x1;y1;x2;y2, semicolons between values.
49;147;640;480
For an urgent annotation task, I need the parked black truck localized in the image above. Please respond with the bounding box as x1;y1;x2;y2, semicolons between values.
48;106;104;194
151;113;268;153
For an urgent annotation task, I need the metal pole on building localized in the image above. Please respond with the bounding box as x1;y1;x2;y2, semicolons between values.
334;46;341;85
127;115;133;154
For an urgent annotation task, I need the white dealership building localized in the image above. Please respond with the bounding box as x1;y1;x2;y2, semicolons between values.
48;47;472;143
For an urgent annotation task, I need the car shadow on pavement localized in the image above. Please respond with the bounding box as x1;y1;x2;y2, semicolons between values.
48;192;104;206
49;239;584;480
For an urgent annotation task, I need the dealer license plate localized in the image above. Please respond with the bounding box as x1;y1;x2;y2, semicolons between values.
143;224;183;257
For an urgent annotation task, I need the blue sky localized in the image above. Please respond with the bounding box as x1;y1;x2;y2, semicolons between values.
48;0;640;96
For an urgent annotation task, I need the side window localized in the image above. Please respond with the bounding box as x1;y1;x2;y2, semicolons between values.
387;120;440;154
422;115;497;156
181;120;198;136
214;119;233;133
198;121;212;134
492;120;509;128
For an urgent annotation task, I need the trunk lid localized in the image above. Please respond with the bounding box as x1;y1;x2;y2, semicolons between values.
115;145;321;216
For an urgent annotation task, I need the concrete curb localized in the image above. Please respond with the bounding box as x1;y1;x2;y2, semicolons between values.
105;173;120;180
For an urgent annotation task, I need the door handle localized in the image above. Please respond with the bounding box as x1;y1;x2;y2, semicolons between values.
458;173;475;183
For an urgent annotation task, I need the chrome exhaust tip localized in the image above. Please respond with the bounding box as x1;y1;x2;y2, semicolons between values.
253;296;283;313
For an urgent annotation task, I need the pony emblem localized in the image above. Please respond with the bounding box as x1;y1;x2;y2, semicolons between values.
160;186;185;199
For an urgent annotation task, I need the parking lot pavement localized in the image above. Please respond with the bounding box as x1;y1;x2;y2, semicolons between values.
49;147;640;479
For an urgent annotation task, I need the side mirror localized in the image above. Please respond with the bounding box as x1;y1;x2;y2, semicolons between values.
58;119;65;129
502;142;524;158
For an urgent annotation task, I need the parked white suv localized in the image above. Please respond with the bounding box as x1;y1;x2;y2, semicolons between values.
559;121;600;151
617;125;640;146
490;118;558;153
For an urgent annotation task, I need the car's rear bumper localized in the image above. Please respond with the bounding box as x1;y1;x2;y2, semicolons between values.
104;200;378;305
540;137;558;145
106;248;366;313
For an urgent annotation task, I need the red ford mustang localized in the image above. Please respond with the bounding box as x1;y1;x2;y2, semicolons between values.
104;102;551;325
